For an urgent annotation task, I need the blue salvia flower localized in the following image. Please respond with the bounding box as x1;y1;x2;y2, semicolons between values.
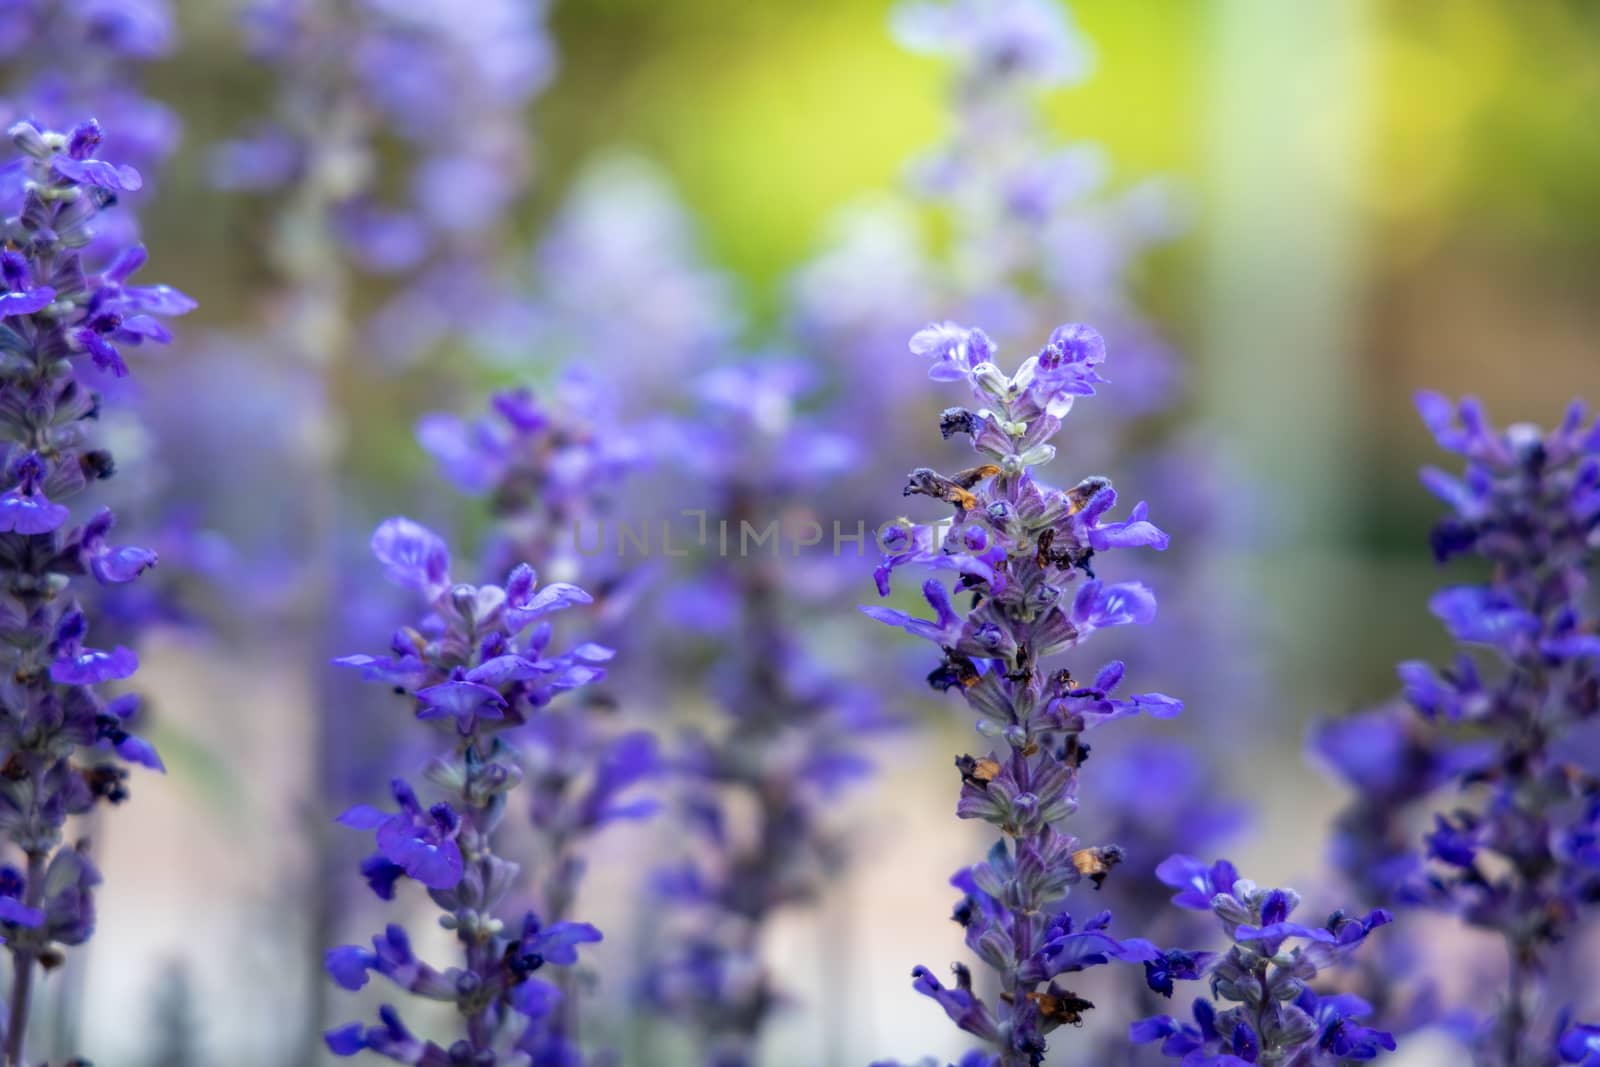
1130;855;1396;1065
1309;704;1492;910
503;153;895;1061
865;322;1180;1067
421;382;659;1061
873;0;1267;759
325;518;612;1065
804;11;1259;980
878;0;1259;751
636;360;890;1067
0;119;192;1063
1322;393;1600;1063
866;11;1266;1056
893;0;1092;89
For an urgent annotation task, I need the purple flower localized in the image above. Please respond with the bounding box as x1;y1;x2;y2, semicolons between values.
50;644;139;686
370;516;451;597
868;325;1180;1065
1423;813;1480;869
911;965;1002;1044
859;578;966;647
50;153;142;191
1069;579;1158;635
0;453;70;534
1156;855;1240;911
0;869;44;929
414;678;507;734
78;508;159;583
323;1005;423;1062
0;256;54;315
1026;322;1109;416
324;924;454;999
1318;393;1600;1062
328;521;612;1062
1560;1021;1600;1066
504;563;592;632
1087;499;1168;551
574;730;661;829
1427;586;1539;649
512;913;603;967
1304;990;1397;1061
324;944;375;992
219;0;556;373
635;335;886;1062
909;321;997;384
1137;857;1395;1064
1142;949;1213;998
96;243;198;317
1129;1011;1206;1057
326;911;599;1061
337;780;464;891
1043;659;1183;730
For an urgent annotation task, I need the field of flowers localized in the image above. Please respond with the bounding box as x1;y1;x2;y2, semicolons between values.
0;2;1596;1066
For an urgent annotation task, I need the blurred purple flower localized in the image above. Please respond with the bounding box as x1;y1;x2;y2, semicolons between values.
1317;393;1600;1062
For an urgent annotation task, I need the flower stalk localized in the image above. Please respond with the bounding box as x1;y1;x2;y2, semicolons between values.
866;322;1179;1066
0;119;193;1064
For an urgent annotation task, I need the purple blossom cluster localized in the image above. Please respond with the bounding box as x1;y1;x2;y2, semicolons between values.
1319;394;1600;1065
1131;856;1395;1065
0;0;205;646
0;118;191;1063
1;2;1586;1065
420;379;661;1058
841;15;1263;1051
865;321;1181;1067
325;518;615;1065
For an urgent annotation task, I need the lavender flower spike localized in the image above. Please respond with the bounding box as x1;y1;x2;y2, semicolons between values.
325;519;608;1064
0;120;191;1064
865;323;1178;1066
